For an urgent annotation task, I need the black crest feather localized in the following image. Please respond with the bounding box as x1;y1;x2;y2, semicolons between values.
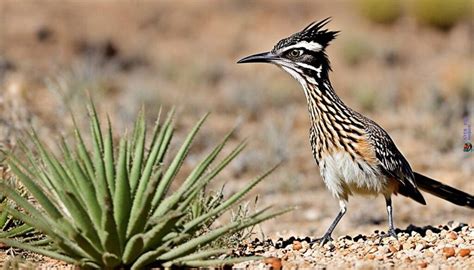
273;17;339;52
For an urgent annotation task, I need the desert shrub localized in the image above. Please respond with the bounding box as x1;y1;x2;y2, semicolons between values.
356;0;402;25
412;0;470;30
351;85;379;113
340;37;373;66
0;104;289;269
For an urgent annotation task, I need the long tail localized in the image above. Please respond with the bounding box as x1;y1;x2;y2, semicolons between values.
414;172;474;209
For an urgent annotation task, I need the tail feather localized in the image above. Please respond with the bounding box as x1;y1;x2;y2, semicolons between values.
414;172;474;209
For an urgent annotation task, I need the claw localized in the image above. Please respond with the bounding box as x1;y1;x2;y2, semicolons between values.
379;229;398;240
310;234;334;246
388;229;398;239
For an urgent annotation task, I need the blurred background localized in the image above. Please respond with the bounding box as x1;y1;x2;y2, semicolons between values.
0;0;473;238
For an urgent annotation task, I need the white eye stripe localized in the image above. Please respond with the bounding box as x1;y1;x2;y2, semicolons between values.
296;63;322;73
281;41;323;53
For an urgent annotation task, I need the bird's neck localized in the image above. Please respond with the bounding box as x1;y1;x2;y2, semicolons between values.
299;75;349;124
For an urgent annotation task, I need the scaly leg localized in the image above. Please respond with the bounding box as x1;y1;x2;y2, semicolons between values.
312;200;347;246
385;197;398;239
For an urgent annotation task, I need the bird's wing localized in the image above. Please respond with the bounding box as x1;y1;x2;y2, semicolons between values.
364;120;417;188
363;119;426;204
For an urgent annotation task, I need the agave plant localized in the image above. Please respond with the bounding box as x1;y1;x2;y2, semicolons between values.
0;199;35;240
0;104;289;269
0;173;35;240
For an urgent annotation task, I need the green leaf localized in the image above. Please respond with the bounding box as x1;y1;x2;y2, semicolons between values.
89;104;111;214
0;238;77;264
104;115;115;196
129;109;146;193
157;221;241;261
131;233;189;270
102;252;121;268
63;191;102;252
166;248;231;266
0;184;54;234
123;234;144;264
113;137;131;248
132;112;175;220
69;160;101;233
152;128;235;219
100;195;121;257
127;168;162;239
0;223;34;238
5;157;63;221
181;154;276;234
142;211;185;250
181;256;262;267
150;113;209;210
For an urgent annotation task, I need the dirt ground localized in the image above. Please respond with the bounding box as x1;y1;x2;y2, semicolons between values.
0;0;473;268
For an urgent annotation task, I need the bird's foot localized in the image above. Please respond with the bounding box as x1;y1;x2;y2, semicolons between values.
379;228;398;240
310;233;334;246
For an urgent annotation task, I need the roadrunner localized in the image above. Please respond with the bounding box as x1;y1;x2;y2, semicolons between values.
238;18;474;245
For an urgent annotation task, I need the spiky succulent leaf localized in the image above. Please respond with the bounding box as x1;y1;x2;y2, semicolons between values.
0;104;290;269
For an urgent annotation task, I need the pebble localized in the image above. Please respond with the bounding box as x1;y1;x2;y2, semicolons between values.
402;243;414;250
458;249;470;257
233;223;474;269
418;261;428;268
447;231;458;240
443;247;455;258
388;244;398;253
415;243;424;252
263;257;282;270
425;250;434;257
292;241;302;251
366;254;375;260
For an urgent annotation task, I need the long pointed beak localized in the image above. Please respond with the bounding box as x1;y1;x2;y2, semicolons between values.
237;51;278;64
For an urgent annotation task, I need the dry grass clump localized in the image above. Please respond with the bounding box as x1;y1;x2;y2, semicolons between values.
412;0;470;30
356;0;402;25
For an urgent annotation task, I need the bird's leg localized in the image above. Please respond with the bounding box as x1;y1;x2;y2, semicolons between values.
312;200;347;246
384;196;398;239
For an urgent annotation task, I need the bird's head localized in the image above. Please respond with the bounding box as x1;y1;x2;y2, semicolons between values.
238;18;338;80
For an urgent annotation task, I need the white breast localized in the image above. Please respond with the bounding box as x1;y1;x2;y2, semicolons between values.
319;151;387;200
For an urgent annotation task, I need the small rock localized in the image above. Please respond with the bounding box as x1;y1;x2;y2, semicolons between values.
402;243;414;250
301;241;310;249
425;250;434;257
443;247;455;258
366;253;375;260
447;231;458;240
415;243;424;252
418;261;428;268
389;244;398;253
264;257;282;270
458;248;471;257
292;241;302;251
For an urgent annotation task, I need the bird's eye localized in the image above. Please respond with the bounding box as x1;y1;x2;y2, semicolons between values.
289;49;303;58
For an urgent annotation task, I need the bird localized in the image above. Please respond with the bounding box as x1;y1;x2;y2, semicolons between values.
237;18;474;245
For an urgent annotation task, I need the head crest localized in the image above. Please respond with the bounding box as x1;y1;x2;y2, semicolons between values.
273;17;339;53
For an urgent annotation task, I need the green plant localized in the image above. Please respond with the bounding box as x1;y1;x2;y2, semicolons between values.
356;0;402;25
340;37;373;66
0;173;35;240
0;104;289;269
412;0;469;30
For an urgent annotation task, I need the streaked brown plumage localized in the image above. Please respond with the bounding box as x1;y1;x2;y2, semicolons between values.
238;18;473;244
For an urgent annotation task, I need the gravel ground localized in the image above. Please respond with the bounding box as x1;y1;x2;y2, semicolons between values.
233;222;473;269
